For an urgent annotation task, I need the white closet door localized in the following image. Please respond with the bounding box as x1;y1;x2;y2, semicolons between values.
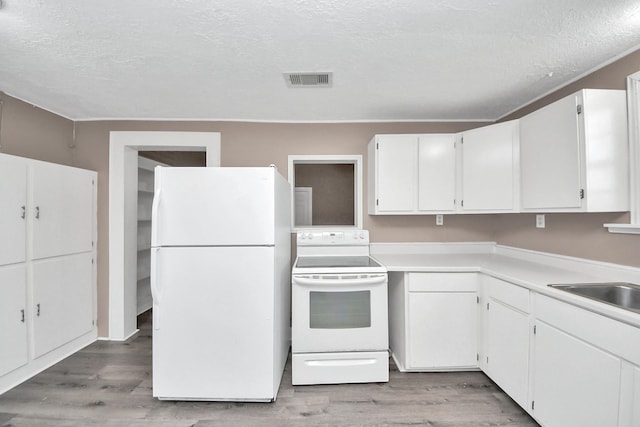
0;265;28;376
32;163;94;259
32;253;94;358
0;160;27;266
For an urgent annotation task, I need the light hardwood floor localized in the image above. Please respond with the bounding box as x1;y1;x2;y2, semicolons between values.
0;312;538;426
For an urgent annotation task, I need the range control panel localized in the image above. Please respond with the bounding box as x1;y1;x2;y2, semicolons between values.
297;230;369;246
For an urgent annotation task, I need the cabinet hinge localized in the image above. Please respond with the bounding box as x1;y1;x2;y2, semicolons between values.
376;199;379;206
92;258;95;265
580;189;585;199
486;356;489;364
376;142;379;149
476;296;479;304
460;136;464;144
577;104;582;115
486;302;490;310
533;325;537;335
92;179;95;185
532;401;535;410
461;200;464;208
476;353;479;361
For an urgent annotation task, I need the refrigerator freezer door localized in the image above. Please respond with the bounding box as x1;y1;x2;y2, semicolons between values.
152;246;282;401
152;167;276;247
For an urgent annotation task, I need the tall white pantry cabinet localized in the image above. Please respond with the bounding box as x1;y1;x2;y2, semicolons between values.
0;153;97;394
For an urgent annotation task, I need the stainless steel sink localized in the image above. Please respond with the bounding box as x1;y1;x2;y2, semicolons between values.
548;282;640;314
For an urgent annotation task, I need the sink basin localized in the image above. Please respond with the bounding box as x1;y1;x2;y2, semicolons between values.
548;282;640;314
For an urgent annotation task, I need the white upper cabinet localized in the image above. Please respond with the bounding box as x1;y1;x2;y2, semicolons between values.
418;134;456;212
459;120;519;212
368;134;455;214
369;134;417;213
519;89;629;212
32;162;95;259
0;160;27;266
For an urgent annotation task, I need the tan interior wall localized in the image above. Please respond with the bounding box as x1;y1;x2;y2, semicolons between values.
494;48;640;266
2;48;640;338
0;93;74;165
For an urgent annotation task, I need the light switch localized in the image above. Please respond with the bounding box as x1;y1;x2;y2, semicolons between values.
436;214;444;226
536;214;545;228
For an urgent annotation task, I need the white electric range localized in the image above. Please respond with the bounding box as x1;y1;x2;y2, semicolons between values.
291;230;389;385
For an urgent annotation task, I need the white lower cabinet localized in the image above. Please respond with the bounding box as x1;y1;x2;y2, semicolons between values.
532;321;620;427
389;272;478;371
385;258;640;427
0;265;28;377
531;293;640;427
482;276;531;409
632;366;640;425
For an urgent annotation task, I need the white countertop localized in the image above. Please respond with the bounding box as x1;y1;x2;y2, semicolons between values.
370;243;640;328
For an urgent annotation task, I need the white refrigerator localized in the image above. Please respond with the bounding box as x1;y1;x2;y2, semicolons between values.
150;166;291;401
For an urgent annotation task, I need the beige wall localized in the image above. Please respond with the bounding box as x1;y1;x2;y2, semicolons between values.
0;92;74;165
494;48;640;266
2;48;640;338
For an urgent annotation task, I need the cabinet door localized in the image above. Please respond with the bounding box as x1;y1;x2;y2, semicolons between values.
532;322;620;427
374;135;417;212
32;163;95;259
418;134;456;211
485;299;529;408
520;93;582;210
461;121;517;211
32;253;94;358
0;160;27;266
408;292;477;369
0;265;28;377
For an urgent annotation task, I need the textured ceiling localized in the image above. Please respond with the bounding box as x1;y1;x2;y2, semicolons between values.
1;0;640;122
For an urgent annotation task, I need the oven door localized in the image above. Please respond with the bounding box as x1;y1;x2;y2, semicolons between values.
292;273;388;353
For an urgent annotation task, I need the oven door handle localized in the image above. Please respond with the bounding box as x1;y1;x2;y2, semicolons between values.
293;275;387;287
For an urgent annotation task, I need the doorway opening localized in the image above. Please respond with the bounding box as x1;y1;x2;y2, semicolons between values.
108;132;220;340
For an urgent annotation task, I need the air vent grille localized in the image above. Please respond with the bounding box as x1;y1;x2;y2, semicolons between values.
284;72;333;88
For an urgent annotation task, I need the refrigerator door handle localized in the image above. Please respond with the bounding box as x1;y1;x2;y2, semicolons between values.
151;186;162;247
150;247;161;330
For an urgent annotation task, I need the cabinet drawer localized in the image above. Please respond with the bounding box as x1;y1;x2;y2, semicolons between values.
408;273;477;292
486;276;529;313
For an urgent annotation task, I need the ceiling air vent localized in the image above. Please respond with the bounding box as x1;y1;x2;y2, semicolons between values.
284;72;333;88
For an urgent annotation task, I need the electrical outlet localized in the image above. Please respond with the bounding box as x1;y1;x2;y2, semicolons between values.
536;214;545;228
436;214;444;226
